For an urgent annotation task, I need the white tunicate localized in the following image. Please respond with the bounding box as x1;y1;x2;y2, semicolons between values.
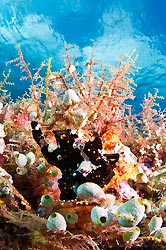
76;182;106;201
117;198;145;227
62;89;80;106
148;216;163;235
13;151;19;157
123;227;140;242
26;152;36;165
46;212;67;231
29;111;37;120
91;206;113;227
15;153;28;168
68;64;76;74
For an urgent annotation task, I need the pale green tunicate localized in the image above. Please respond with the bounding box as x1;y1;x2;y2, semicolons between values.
91;206;113;227
40;194;54;207
16;167;28;175
47;212;67;231
154;227;166;239
148;216;163;235
117;198;145;227
50;169;59;177
66;212;78;224
76;182;106;201
26;152;36;165
37;163;46;173
123;227;140;242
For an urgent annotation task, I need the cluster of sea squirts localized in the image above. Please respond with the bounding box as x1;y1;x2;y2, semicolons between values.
28;120;166;243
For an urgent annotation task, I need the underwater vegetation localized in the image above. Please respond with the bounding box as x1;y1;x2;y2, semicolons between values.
0;43;166;249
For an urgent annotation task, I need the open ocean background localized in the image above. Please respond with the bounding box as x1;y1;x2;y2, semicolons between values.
0;0;165;113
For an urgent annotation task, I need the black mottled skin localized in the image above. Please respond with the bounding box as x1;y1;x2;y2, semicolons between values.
31;121;119;200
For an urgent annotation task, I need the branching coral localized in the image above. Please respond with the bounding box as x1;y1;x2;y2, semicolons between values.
0;69;13;103
121;89;166;171
5;44;138;138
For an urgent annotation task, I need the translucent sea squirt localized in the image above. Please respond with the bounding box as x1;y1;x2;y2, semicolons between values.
46;212;67;231
123;227;140;242
116;198;145;227
76;182;106;201
91;206;113;227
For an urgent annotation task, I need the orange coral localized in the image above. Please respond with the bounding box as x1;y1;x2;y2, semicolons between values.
101;127;139;192
104;160;139;191
102;130;120;153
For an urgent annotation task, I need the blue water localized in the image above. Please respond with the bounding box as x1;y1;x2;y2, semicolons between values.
0;0;165;111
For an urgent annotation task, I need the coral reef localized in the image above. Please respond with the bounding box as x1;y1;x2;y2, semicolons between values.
0;44;166;249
